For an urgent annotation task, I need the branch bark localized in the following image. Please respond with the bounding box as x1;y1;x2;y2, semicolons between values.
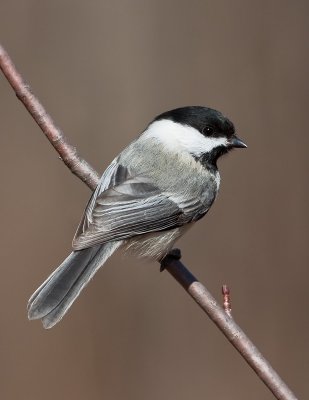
0;44;298;400
0;45;99;190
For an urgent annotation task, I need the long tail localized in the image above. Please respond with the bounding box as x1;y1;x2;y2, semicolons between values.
27;241;122;329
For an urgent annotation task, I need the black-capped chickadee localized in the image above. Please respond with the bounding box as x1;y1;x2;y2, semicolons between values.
28;106;246;328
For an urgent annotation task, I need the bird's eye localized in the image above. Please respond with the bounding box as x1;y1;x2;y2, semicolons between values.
203;125;214;135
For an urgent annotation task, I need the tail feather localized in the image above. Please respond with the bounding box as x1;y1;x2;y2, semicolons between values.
28;241;121;329
28;247;99;316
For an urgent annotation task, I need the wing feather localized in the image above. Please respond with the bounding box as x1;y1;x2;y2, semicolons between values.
73;162;203;250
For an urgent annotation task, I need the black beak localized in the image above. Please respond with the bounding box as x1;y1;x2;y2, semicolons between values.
229;136;247;148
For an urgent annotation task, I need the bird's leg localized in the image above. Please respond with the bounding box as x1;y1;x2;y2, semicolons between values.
160;248;182;272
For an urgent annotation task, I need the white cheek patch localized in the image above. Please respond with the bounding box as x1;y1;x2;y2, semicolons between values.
144;119;228;156
191;136;228;155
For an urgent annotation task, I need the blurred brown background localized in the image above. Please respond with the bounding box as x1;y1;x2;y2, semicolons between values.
0;1;308;399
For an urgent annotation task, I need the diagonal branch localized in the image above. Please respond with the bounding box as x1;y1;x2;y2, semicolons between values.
0;44;298;400
0;45;99;190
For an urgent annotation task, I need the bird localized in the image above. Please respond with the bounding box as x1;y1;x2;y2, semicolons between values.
27;106;246;328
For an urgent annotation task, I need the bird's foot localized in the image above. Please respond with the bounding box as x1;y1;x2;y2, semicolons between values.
160;248;182;272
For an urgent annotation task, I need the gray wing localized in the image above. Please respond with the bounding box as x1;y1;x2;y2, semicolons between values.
72;162;198;250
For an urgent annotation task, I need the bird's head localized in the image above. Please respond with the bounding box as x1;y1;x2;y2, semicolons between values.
148;106;246;168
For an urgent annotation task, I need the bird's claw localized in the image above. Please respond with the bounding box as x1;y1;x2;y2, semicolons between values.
160;248;182;272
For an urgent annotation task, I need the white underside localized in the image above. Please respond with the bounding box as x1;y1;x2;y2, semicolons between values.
125;223;193;260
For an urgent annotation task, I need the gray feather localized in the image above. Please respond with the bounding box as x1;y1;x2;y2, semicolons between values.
73;177;188;249
72;155;213;251
28;241;121;329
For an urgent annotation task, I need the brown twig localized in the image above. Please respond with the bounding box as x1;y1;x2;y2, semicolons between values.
222;284;232;317
0;45;99;190
0;44;298;400
167;261;297;399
